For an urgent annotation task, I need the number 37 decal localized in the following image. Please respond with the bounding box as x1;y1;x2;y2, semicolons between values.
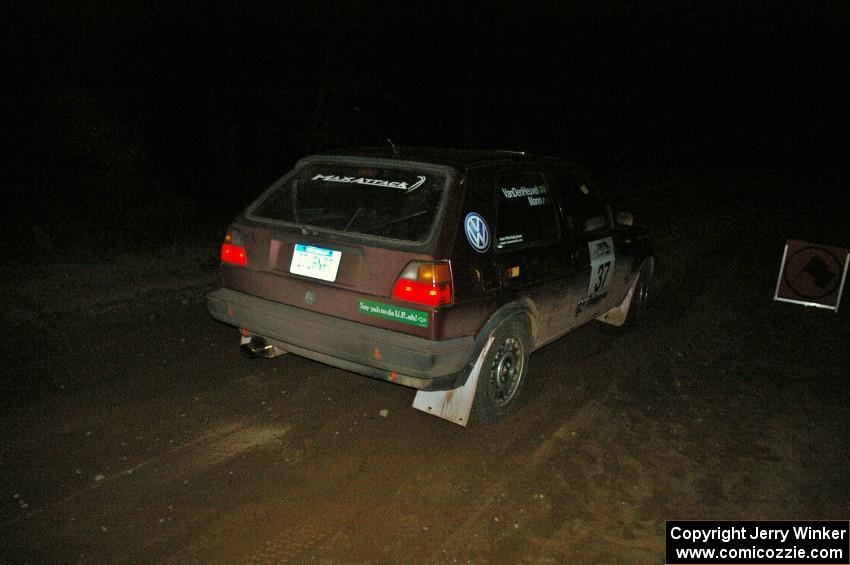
587;237;615;296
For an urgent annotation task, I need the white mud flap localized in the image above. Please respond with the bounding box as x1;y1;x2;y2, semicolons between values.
597;272;639;327
412;336;494;427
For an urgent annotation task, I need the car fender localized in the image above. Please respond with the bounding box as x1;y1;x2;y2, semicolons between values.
612;254;654;306
453;299;536;388
637;254;656;277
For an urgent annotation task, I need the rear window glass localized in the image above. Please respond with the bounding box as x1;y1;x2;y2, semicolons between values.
249;164;448;242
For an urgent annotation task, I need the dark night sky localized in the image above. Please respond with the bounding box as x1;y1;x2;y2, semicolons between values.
2;1;849;253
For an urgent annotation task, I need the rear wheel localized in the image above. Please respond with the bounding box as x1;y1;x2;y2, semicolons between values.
473;320;530;423
625;259;653;326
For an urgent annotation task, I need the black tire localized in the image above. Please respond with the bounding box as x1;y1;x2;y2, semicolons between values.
624;259;653;326
473;319;531;423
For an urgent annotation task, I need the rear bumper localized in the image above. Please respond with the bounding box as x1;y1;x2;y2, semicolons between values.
206;288;475;390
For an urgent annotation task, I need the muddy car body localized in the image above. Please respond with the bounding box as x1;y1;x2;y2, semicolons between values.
207;148;654;421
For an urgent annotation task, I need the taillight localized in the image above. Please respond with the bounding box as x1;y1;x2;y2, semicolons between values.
391;261;453;307
220;232;247;266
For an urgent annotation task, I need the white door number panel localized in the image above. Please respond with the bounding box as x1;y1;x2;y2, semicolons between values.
587;237;615;296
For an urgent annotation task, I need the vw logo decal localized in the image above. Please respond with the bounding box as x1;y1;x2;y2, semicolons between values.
304;291;316;305
464;212;490;253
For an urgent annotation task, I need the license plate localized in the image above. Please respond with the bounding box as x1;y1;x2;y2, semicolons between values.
289;244;342;282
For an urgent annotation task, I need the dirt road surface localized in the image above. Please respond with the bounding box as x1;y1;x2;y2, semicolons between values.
2;172;848;563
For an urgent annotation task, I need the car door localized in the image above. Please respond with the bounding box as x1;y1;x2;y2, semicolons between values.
547;168;627;327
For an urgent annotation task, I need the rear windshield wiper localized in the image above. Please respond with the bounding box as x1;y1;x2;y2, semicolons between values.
343;207;365;231
371;210;428;230
291;180;300;224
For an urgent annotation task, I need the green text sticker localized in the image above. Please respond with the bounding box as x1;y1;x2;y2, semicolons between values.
358;300;429;327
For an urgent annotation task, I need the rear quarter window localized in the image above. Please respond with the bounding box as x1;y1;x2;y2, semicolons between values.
494;171;560;250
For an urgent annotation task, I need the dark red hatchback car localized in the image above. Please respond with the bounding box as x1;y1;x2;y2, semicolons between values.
207;148;653;423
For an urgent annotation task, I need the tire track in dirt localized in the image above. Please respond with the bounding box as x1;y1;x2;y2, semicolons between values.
2;417;293;561
2;421;257;525
426;399;608;563
166;366;594;564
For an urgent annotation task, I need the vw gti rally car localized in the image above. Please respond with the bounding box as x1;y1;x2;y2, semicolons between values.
207;148;654;423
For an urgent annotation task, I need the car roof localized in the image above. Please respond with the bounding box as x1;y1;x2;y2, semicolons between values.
318;146;580;169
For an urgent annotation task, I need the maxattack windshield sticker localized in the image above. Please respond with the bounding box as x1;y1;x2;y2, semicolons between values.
311;174;426;193
587;236;615;296
358;300;428;327
464;212;490;253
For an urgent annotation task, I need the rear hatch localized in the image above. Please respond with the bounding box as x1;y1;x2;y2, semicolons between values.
222;156;457;339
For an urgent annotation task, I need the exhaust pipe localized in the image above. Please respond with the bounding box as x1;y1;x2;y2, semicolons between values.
240;336;286;359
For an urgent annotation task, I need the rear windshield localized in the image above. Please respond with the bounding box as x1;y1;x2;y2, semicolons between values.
249;163;448;242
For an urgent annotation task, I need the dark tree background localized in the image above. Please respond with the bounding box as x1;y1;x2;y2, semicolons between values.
2;1;848;258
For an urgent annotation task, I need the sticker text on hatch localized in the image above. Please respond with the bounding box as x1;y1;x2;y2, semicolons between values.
358;300;429;327
312;174;426;192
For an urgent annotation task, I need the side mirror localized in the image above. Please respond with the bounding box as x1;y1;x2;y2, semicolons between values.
615;211;634;226
583;215;607;233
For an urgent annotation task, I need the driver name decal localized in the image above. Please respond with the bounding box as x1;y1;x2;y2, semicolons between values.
500;183;548;206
